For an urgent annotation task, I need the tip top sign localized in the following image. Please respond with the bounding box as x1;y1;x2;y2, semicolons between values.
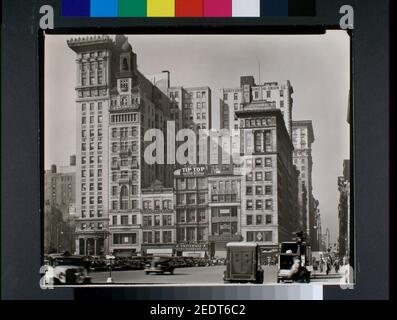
180;166;207;177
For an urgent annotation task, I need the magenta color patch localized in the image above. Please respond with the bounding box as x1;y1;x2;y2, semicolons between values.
204;0;232;17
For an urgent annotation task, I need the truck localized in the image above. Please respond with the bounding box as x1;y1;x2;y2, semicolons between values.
277;240;312;283
223;242;264;284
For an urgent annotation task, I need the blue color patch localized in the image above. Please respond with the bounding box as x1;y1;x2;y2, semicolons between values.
260;0;288;16
90;0;118;17
62;0;90;16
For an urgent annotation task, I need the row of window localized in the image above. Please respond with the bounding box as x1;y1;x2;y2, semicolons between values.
210;194;239;203
82;115;103;124
111;170;139;182
81;182;102;192
183;101;207;109
245;157;273;168
81;51;104;60
110;199;139;211
81;209;103;218
142;215;173;227
211;207;238;218
211;222;238;236
246;171;273;182
110;113;138;124
78;88;107;98
177;227;207;242
244;118;274;128
246;214;272;225
223;92;240;101
143;230;173;244
177;209;207;223
111;126;139;138
142;199;173;210
246;199;273;210
176;193;208;205
82;196;102;205
81;141;102;151
111;141;138;153
81;155;102;165
252;89;284;100
81;71;104;86
246;185;273;196
112;215;137;226
176;178;207;190
81;128;103;138
81;168;102;178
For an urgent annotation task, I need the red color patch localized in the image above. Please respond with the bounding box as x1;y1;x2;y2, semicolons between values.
176;0;204;17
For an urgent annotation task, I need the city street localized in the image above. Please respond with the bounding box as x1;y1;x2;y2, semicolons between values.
88;266;342;285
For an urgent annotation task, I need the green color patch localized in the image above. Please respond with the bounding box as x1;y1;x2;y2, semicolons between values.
118;0;147;17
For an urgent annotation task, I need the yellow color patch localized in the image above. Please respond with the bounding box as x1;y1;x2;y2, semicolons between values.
147;0;175;17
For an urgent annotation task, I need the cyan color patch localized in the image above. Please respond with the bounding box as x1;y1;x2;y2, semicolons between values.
62;0;90;16
90;0;118;17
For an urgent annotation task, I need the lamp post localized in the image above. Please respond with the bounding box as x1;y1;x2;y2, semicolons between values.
325;228;330;251
56;225;64;253
102;230;114;283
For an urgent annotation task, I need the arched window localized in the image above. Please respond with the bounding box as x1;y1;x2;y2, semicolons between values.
122;58;129;71
120;185;129;210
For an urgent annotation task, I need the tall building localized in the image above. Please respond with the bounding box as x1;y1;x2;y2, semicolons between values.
174;165;209;257
220;76;294;135
140;180;176;256
68;35;174;256
147;73;212;131
338;159;350;259
236;107;300;252
207;165;242;258
291;121;316;242
44;159;76;254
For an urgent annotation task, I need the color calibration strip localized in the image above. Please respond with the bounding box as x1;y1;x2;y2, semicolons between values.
62;0;315;18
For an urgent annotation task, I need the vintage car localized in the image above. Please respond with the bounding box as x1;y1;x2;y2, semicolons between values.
223;242;264;284
43;252;91;285
144;256;175;275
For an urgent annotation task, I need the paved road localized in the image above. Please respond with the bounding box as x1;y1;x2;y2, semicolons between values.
90;265;278;285
89;266;342;285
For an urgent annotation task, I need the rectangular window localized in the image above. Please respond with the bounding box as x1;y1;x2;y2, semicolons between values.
163;231;172;243
265;199;273;210
121;215;128;225
163;215;172;226
154;231;161;243
256;200;263;210
112;216;117;225
246;200;253;210
255;172;263;181
256;215;263;225
266;215;272;224
247;215;253;225
255;186;263;195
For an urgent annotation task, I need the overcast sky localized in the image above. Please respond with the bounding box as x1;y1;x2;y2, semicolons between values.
45;31;350;243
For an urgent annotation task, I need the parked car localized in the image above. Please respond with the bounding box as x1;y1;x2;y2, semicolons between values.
144;256;175;275
43;252;91;285
89;256;107;271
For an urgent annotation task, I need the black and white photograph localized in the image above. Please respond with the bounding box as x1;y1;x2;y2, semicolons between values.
42;32;352;286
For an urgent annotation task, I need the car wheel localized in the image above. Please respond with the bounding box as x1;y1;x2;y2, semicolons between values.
145;271;150;275
170;269;174;275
